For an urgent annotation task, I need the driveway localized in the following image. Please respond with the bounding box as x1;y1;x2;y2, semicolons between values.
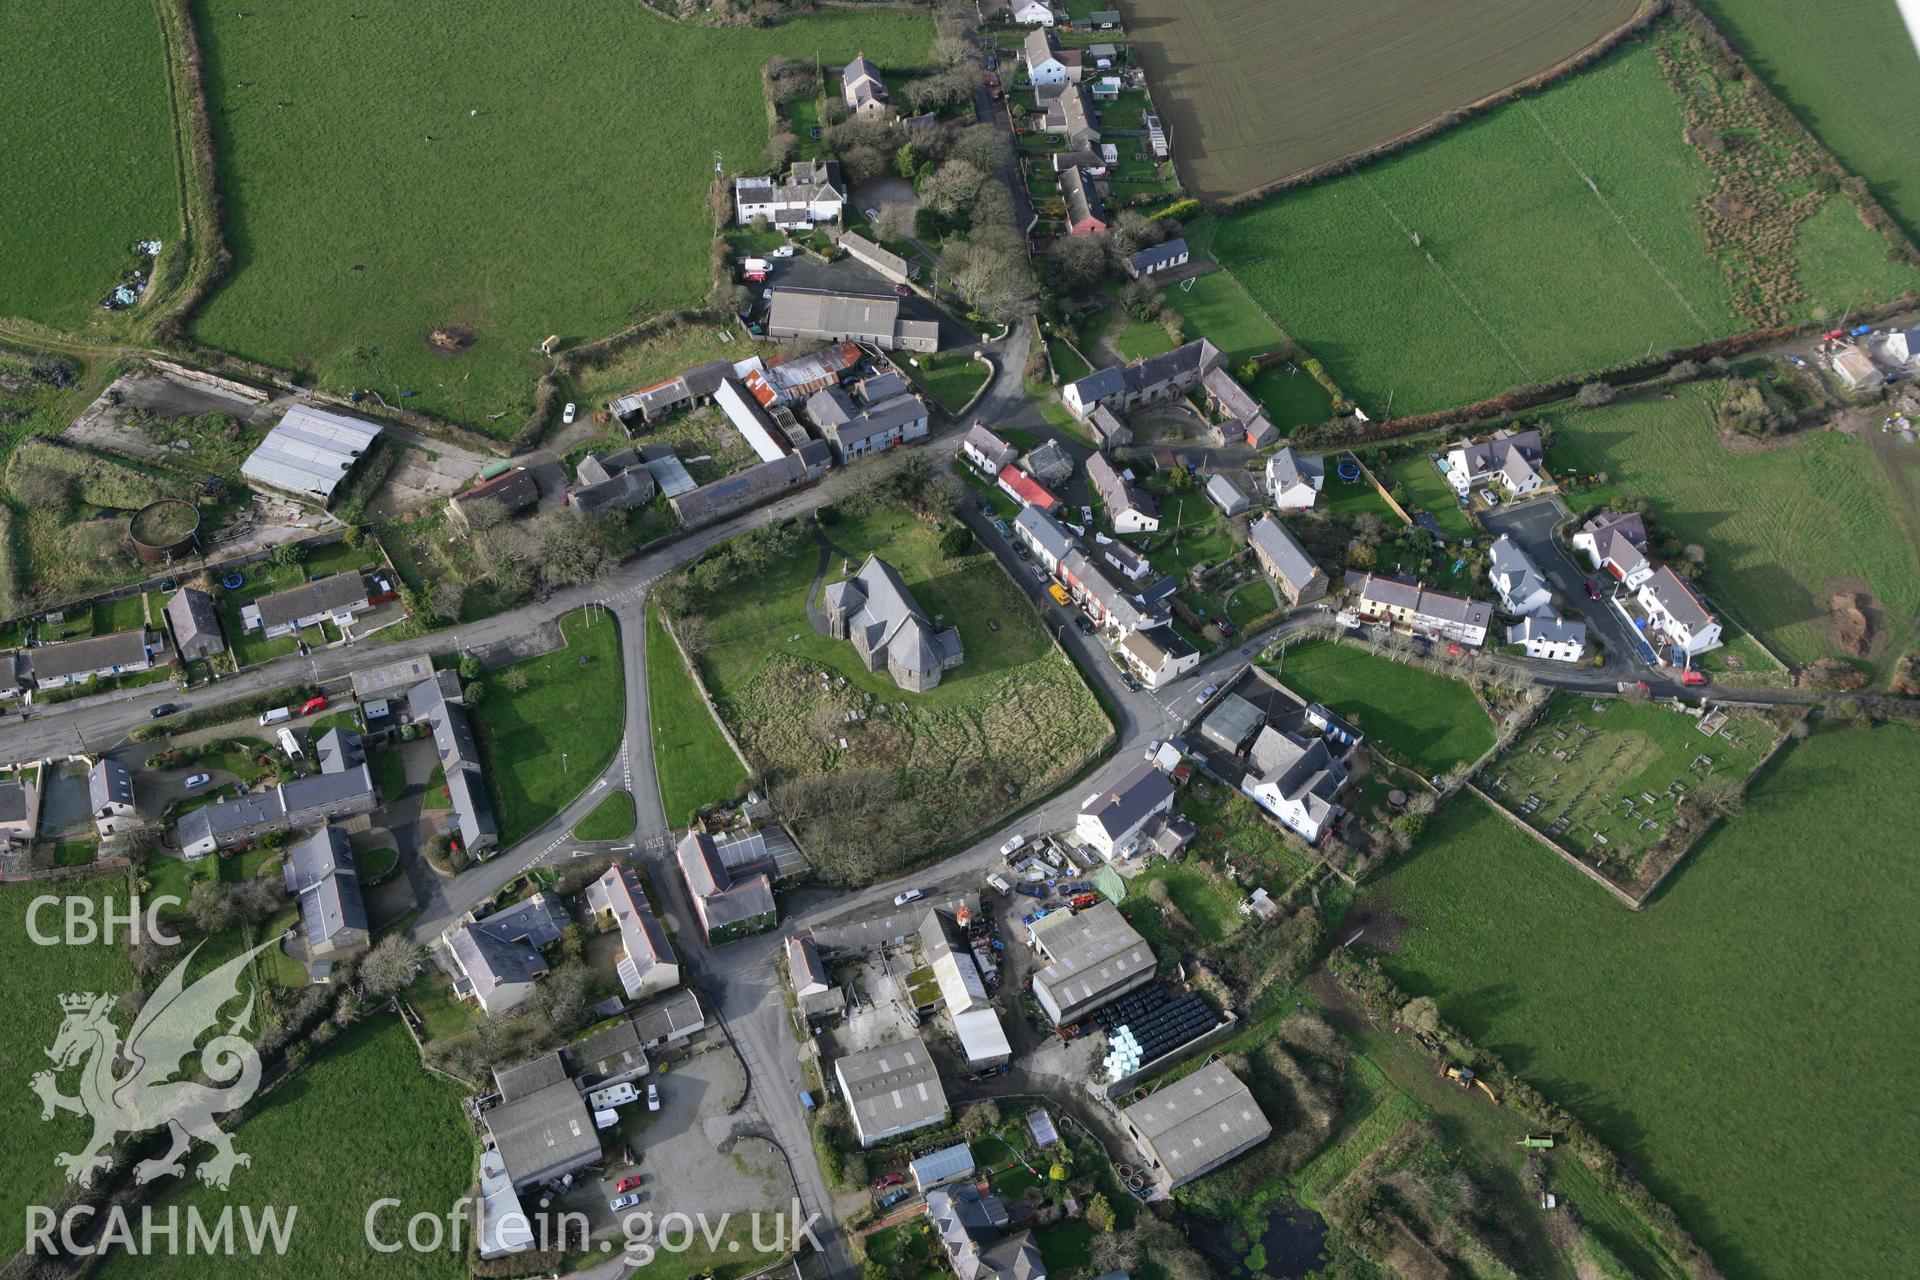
1481;497;1644;676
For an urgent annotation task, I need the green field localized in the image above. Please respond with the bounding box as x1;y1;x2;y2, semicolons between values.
1268;640;1494;776
645;601;749;825
1213;28;1917;416
1544;384;1920;669
0;878;137;1257
675;507;1108;880
188;0;930;433
1695;0;1920;241
0;3;178;328
472;607;626;847
573;787;635;842
1367;724;1920;1280
96;1014;473;1279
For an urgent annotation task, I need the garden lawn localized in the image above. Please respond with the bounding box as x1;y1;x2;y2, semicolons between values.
1148;490;1236;581
472;607;626;847
0;2;177;328
1544;383;1920;670
1212;29;1917;416
574;788;635;841
900;351;990;415
0;879;136;1257
1366;724;1920;1280
1382;452;1474;540
1269;640;1493;775
219;542;376;667
95;1014;474;1280
646;602;749;825
681;507;1108;880
190;0;931;433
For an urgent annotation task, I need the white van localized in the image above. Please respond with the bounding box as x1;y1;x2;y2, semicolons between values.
259;706;292;726
986;874;1012;894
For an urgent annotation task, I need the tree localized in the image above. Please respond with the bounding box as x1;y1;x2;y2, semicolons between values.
929;32;975;68
1576;381;1616;407
872;202;916;244
939;522;973;558
358;936;424;998
1045;233;1111;291
1691;773;1745;821
921;159;990;217
1109;209;1160;256
538;512;613;587
1047;1162;1068;1182
959;1098;1001;1137
499;665;529;692
187;878;237;935
1400;995;1442;1036
271;541;306;568
539;962;594;1036
1085;1193;1115;1232
950;124;1012;175
765;130;799;170
458;654;483;682
232;875;285;924
841;143;892;188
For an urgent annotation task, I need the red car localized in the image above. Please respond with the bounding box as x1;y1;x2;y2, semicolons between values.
1584;580;1601;600
1682;669;1708;686
873;1173;906;1190
300;695;328;715
615;1175;643;1194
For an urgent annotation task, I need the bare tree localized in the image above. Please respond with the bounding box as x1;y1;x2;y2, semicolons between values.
358;936;425;999
1692;773;1745;821
872;202;916;243
1045;233;1111;291
950;124;1012;175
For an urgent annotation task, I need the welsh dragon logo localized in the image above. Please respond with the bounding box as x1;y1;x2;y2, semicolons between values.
31;941;273;1191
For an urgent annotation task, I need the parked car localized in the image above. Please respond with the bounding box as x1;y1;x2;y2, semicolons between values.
1000;833;1027;856
994;518;1012;537
986;873;1012;894
1121;673;1142;692
893;888;926;906
873;1173;906;1190
1070;893;1099;909
1014;544;1030;561
1014;883;1047;900
893;283;911;298
1479;488;1501;506
1213;619;1236;636
772;246;795;258
985;52;997;70
184;773;211;790
259;707;292;726
1682;668;1708;685
562;402;577;425
646;1083;660;1112
610;1193;642;1212
1196;683;1219;703
615;1175;643;1194
879;1188;912;1209
149;703;178;719
1144;739;1160;761
1075;616;1095;635
300;695;328;715
1584;580;1601;601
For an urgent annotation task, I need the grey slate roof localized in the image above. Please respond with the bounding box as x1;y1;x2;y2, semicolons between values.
963;423;1020;473
253;572;367;629
164;587;222;656
408;672;496;852
1061;166;1106;227
241;404;382;503
767;289;899;345
1248;515;1321;594
452;468;540;520
1126;236;1188;276
88;758;134;813
669;452;807;528
1079;761;1174;842
830;554;959;683
1065;337;1223;410
676;830;777;933
630;988;705;1046
1344;572;1493;632
1014;504;1075;564
1205;472;1249;515
314;727;364;775
1643;565;1715;631
495;1050;571;1102
0;778;31;823
1268;446;1323;493
1086;452;1157;521
283;824;366;950
570;1019;646;1082
28;629;150;683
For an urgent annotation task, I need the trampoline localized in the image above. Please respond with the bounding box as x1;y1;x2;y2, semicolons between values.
221;571;244;590
1336;458;1362;482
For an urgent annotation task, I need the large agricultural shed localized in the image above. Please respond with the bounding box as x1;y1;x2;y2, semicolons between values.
1122;0;1642;201
241;404;383;504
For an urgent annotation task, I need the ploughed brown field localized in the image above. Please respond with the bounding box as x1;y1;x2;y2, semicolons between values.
1123;0;1644;201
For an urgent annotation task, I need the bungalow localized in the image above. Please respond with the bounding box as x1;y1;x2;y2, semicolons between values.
1041;85;1100;150
1117;624;1199;690
1050;146;1106;177
1022;439;1074;489
1012;0;1056;26
585;865;680;1002
1095;532;1151;582
1062;337;1224;419
446;894;572;1016
1061;166;1108;236
1508;612;1586;663
27;628;155;691
1832;345;1883;392
449;467;539;530
164;586;225;662
1487;535;1553;615
1204;472;1250;517
1572;510;1652;589
962;422;1020;476
1248;515;1326;606
733;160;845;228
244;572;370;641
1014;504;1076;573
1076;761;1176;860
842;53;889;119
87;758;137;838
1241;723;1351;844
1444;428;1545;497
1023;27;1080;85
1344;572;1492;647
1636;565;1722;659
1124;237;1189;280
177;763;378;859
1088;403;1132;449
997;464;1060;512
1087;452;1160;533
1058;548;1146;636
1265;447;1324;510
408;671;500;859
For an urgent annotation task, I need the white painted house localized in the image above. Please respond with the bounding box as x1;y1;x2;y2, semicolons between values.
733;161;845;229
1444;428;1545;497
1508;612;1586;662
1636;566;1723;659
1265;448;1324;510
1023;28;1079;85
1572;511;1654;590
1487;535;1553;616
1012;1;1056;26
1076;762;1175;861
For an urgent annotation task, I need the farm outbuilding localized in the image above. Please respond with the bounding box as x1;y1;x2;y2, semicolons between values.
241;404;383;505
